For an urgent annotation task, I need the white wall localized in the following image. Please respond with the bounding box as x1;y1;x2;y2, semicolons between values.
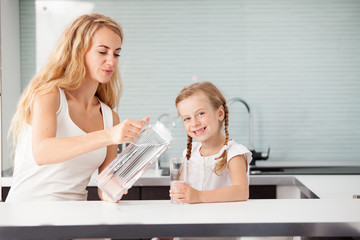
1;0;21;176
2;0;360;178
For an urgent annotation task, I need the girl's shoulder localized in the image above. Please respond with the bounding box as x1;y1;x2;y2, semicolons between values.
228;140;248;151
227;140;253;164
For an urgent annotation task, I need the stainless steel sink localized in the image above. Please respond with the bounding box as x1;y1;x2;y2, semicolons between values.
249;166;360;175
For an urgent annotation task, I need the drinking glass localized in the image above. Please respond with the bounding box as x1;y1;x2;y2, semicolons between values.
170;157;187;203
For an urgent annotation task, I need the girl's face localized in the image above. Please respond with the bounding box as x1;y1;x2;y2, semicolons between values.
84;27;122;84
177;92;225;144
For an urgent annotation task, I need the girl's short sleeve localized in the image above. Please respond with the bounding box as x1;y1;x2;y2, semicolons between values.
227;141;253;165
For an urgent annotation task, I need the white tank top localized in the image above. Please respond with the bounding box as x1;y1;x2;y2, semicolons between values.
6;88;113;201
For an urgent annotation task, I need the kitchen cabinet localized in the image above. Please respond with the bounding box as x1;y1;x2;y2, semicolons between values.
86;185;276;201
87;186;171;201
2;185;276;201
249;185;276;199
1;187;9;202
2;186;171;201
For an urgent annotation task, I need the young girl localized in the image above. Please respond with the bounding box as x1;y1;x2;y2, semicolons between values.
170;81;252;204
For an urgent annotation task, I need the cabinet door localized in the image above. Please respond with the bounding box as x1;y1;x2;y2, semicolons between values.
141;186;170;200
250;185;276;199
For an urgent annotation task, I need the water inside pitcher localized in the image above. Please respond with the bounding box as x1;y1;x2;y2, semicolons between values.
95;120;174;202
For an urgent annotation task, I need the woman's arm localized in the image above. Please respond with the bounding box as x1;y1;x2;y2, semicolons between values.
31;89;147;165
170;155;249;203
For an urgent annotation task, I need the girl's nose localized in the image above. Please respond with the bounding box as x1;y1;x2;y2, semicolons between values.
191;118;200;127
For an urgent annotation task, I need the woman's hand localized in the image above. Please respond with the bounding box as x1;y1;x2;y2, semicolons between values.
108;117;149;144
100;189;129;203
169;182;200;204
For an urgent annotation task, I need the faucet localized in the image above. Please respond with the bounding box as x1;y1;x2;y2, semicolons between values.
157;113;176;127
228;97;270;165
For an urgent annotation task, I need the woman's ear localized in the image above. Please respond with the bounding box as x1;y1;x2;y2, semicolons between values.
217;105;225;121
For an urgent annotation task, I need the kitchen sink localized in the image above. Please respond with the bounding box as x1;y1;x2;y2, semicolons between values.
250;166;360;175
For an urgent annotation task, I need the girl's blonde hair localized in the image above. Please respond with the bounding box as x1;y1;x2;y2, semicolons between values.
175;82;230;175
9;13;124;149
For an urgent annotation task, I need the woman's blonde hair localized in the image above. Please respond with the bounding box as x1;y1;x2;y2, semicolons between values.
9;13;124;149
175;82;230;175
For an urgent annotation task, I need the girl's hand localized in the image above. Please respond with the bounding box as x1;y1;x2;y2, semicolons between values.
169;182;200;204
108;117;149;144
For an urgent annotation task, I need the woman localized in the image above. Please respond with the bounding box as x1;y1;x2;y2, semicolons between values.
6;13;148;202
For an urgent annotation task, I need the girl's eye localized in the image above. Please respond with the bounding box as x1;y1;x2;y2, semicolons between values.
114;53;121;57
198;112;205;116
99;51;107;55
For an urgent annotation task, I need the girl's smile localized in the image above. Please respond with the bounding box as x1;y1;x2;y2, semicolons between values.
193;127;206;136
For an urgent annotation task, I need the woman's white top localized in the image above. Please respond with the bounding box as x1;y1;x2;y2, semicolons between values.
185;140;252;191
6;88;113;202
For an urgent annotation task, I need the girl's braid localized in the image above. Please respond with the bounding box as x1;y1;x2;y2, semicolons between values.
186;135;193;160
214;103;230;175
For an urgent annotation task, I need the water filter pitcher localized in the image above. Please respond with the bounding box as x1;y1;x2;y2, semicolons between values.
95;121;174;202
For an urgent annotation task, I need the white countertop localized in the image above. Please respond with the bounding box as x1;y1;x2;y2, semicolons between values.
1;163;360;239
1;199;358;226
295;175;360;199
0;199;359;239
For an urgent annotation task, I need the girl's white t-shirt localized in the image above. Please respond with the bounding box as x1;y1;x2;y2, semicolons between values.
185;140;252;191
6;88;113;202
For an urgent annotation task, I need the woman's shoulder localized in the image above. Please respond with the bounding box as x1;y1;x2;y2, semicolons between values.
34;86;60;98
30;87;62;125
33;87;61;109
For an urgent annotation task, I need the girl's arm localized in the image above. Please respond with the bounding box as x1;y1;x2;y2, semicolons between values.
170;155;249;203
31;89;147;165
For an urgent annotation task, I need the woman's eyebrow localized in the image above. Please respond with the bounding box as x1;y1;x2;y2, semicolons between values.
97;45;121;51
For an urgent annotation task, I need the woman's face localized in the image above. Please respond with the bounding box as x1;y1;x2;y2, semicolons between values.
84;27;122;84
